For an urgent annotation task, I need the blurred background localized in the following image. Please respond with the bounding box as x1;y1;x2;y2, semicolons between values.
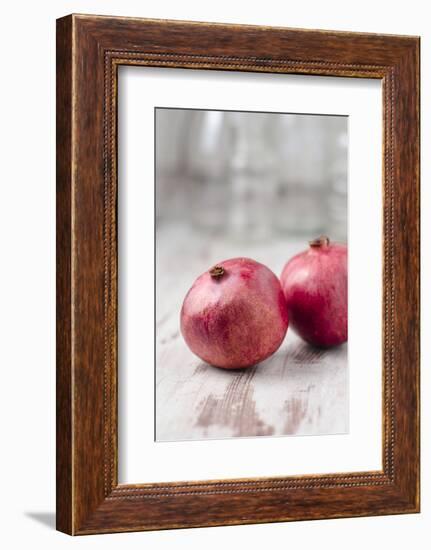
155;108;347;243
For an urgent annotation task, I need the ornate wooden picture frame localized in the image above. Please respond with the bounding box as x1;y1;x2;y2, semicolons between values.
56;14;420;534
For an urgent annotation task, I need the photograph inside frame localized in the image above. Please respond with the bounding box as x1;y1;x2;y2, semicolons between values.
155;107;348;442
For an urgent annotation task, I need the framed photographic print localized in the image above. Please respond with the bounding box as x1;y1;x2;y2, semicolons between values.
56;14;420;534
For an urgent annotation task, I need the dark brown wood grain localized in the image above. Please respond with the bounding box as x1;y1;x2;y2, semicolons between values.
56;15;73;535
56;14;420;535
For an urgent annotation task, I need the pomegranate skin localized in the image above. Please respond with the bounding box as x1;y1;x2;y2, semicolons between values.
280;237;347;348
180;258;289;369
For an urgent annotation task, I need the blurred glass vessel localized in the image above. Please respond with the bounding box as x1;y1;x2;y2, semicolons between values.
274;114;329;237
225;112;278;242
327;122;348;242
179;109;347;243
185;110;230;233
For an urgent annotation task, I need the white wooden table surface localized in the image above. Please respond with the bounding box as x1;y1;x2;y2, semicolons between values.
155;224;348;442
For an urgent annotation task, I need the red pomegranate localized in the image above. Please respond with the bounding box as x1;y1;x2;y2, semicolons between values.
180;257;289;369
280;236;347;347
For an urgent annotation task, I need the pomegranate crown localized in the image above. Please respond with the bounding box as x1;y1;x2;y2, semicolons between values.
209;265;225;279
309;235;330;248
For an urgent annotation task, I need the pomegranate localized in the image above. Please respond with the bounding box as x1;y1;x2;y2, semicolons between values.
180;258;288;369
280;236;347;347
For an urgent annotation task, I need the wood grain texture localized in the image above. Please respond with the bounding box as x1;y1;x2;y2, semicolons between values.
56;16;73;534
157;336;347;441
56;14;420;535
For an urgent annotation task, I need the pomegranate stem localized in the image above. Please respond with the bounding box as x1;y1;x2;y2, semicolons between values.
309;235;330;248
209;265;225;279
